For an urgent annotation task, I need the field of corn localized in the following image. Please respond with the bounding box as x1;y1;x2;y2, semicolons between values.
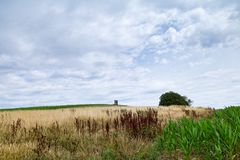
0;105;239;160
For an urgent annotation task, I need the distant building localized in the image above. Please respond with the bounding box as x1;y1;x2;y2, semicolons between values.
114;100;118;105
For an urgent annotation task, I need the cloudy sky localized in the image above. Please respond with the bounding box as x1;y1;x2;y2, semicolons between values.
0;0;240;108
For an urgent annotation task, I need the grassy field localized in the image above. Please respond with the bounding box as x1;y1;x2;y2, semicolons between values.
0;104;114;111
0;105;239;159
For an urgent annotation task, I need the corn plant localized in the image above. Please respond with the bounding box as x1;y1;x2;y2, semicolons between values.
153;106;240;159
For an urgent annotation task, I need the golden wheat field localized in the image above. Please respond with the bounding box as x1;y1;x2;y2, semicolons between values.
0;105;212;127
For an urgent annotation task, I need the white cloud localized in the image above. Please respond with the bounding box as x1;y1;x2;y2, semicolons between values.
0;0;240;108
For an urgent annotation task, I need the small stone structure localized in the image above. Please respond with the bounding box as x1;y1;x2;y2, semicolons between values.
114;100;118;105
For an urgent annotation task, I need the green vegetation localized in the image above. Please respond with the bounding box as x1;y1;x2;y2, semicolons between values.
0;104;114;111
143;106;240;159
159;91;192;106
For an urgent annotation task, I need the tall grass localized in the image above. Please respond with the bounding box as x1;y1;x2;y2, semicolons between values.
0;108;165;159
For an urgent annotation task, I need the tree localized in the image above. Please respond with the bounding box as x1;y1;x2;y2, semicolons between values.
159;91;192;106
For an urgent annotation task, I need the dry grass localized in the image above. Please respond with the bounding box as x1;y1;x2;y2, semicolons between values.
0;105;212;127
0;143;34;160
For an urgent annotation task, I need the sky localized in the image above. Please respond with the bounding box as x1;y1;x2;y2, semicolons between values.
0;0;240;108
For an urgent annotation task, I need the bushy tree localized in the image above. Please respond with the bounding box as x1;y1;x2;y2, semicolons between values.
159;91;192;106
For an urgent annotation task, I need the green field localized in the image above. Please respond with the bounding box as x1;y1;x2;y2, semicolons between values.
0;104;114;111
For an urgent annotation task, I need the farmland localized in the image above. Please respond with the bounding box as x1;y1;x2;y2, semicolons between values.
0;105;239;159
